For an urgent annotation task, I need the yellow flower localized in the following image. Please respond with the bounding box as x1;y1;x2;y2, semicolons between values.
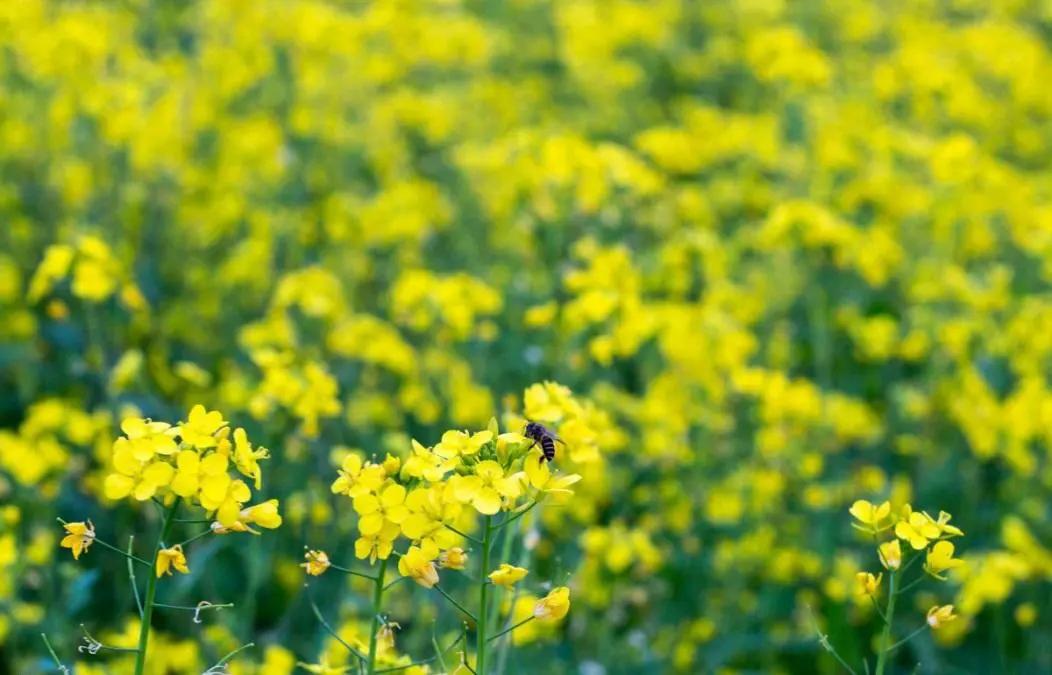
401;486;462;551
232;428;268;489
454;461;523;515
355;521;401;563
924;541;963;579
855;571;882;596
439;547;468;570
433;429;492;459
119;417;177;460
894;506;942;550
210;520;258;535
354;484;409;535
533;586;571;622
170;449;228;499
849;499;891;532
878;539;902;570
155;545;189;577
382;453;401;476
302;549;331;576
523;450;582;498
239;499;283;530
203;478;252;528
402;439;459;482
926;604;957;629
104;438;175;501
331;453;386;497
59;521;95;560
931;510;964;538
488;563;528;587
398;544;440;588
178;405;226;449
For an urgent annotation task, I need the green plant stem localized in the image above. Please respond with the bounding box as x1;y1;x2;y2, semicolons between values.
875;569;897;675
434;584;477;622
477;515;493;674
885;625;929;654
134;499;179;675
330;562;377;581
488;615;534;642
127;536;143;617
366;558;388;675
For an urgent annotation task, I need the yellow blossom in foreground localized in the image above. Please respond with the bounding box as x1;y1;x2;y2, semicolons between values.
524;451;582;498
178;405;226;449
489;563;528;587
434;429;492;458
398;544;440;588
59;521;95;560
155;545;189;577
878;539;902;570
855;571;882;596
849;499;890;531
302;550;331;576
924;541;963;579
355;522;400;563
533;587;571;622
895;507;941;550
927;604;958;629
455;461;522;515
439;546;468;570
239;499;283;530
931;511;964;538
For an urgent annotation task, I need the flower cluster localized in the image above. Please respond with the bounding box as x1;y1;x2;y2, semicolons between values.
103;406;278;529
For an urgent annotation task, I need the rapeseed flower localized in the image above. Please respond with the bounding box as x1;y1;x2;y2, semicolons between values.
156;545;189;577
488;564;528;587
59;521;95;560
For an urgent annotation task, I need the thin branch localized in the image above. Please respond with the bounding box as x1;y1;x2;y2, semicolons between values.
490;501;539;533
433;585;478;622
383;575;408;592
127;536;143;618
154;601;234;623
885;625;929;654
896;576;926;596
204;641;255;673
869;595;888;624
807;605;859;675
79;625;139;654
40;633;70;674
444;523;483;545
305;584;368;665
488;615;534;642
174;529;212;548
90;536;152;567
330;562;378;581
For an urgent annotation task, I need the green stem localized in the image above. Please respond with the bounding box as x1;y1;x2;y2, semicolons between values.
434;584;478;622
885;625;929;654
477;516;493;674
367;558;388;675
134;499;179;675
488;615;534;643
875;569;897;675
127;536;143;617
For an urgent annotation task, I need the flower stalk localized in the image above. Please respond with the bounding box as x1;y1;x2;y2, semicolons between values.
134;499;179;675
367;558;389;674
477;515;493;674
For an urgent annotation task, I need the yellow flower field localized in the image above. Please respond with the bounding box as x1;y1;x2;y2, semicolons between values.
1;1;1050;673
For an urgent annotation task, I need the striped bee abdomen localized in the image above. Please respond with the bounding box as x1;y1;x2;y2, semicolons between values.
540;436;556;461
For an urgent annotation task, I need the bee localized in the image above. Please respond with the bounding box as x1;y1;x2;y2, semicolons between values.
523;421;564;462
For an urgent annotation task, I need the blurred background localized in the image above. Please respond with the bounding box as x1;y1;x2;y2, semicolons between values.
1;0;1051;673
